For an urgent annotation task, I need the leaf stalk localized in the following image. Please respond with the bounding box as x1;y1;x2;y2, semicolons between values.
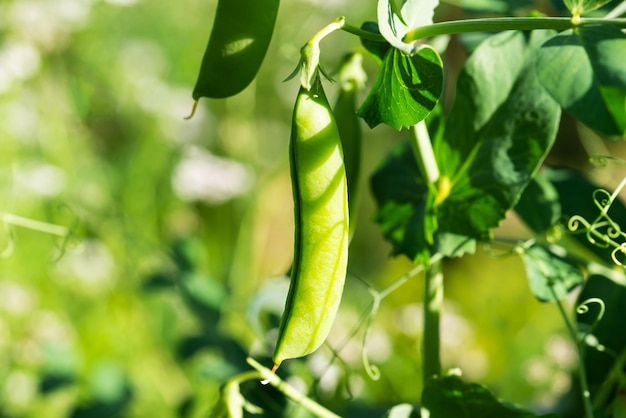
405;17;626;42
341;17;626;45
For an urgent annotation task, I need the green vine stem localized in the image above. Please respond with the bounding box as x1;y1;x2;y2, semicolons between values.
410;121;440;187
405;17;626;41
2;213;69;237
342;17;626;44
552;289;595;418
247;357;341;418
408;121;444;382
423;258;443;382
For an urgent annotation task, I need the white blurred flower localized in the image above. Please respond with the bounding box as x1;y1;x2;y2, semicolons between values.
364;328;392;362
545;335;577;370
15;162;66;197
54;239;116;294
3;370;36;408
105;0;140;5
30;310;73;342
0;41;41;93
0;281;35;316
524;357;551;385
8;0;92;47
2;101;40;143
171;147;254;204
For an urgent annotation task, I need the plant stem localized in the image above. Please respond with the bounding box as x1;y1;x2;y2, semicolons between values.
407;121;444;383
342;17;626;44
341;22;386;42
423;258;443;382
247;357;342;418
409;121;440;186
406;17;626;41
553;294;595;418
2;213;68;236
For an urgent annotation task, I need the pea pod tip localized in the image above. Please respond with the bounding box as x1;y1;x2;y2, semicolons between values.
184;100;199;120
260;363;280;385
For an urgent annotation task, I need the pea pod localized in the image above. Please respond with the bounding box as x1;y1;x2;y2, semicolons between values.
333;52;366;241
191;0;279;99
272;78;350;371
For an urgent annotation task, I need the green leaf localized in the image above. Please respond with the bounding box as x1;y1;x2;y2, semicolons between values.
514;170;561;234
563;0;612;15
436;30;561;240
520;244;584;302
435;31;529;175
371;31;560;261
180;272;227;309
371;138;476;263
371;140;433;263
358;47;443;130
359;21;391;64
421;374;547;417
377;0;440;54
535;25;626;138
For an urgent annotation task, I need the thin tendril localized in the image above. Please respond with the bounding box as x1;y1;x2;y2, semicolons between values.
576;297;606;344
567;156;626;268
322;261;432;383
361;290;381;381
50;204;81;263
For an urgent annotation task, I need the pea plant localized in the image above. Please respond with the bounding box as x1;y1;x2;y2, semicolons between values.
192;0;626;417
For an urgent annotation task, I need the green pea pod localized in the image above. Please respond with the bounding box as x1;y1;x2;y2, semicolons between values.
333;52;366;242
191;0;280;99
272;78;350;371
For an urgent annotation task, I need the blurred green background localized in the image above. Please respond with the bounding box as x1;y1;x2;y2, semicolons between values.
1;0;618;417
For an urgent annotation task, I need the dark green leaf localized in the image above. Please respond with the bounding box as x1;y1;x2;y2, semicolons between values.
436;30;561;240
436;233;477;258
435;31;532;177
359;21;391;63
421;374;544;417
514;170;561;234
371;140;433;264
535;25;626;138
521;244;584;302
371;139;476;262
358;47;443;130
180;272;227;309
371;31;560;261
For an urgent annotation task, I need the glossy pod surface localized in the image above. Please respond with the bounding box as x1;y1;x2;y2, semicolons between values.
192;0;280;99
272;81;350;368
333;53;365;241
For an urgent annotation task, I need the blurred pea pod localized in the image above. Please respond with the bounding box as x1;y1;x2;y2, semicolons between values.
191;0;280;99
271;77;349;371
333;52;367;241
